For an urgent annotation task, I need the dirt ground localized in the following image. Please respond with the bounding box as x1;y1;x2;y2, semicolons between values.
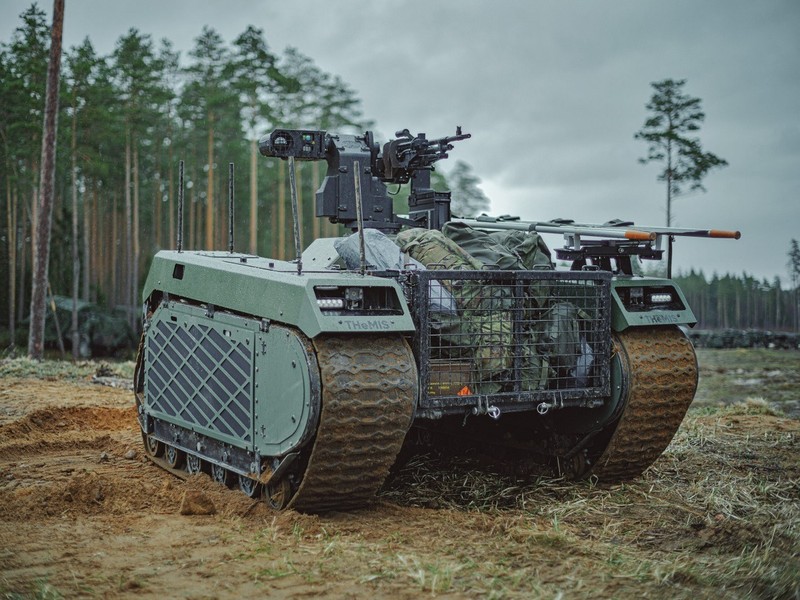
1;364;798;599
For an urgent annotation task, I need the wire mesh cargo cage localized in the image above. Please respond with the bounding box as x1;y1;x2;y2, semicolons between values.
406;269;613;418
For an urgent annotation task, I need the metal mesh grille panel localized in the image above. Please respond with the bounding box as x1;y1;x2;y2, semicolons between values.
410;270;612;411
145;315;253;443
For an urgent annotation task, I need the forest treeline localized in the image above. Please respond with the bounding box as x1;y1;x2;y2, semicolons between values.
0;5;376;341
674;270;797;332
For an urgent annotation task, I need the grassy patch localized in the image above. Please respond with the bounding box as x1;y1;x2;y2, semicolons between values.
0;357;134;381
0;578;64;600
694;348;800;415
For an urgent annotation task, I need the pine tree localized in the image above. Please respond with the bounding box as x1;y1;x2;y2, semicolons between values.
635;79;728;227
1;46;17;347
156;39;181;251
5;5;50;334
448;160;490;217
789;239;800;331
232;26;282;255
113;28;162;330
184;27;242;251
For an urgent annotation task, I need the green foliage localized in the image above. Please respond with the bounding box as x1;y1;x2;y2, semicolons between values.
0;11;373;337
3;4;49;164
231;25;282;136
635;79;728;226
448;160;490;217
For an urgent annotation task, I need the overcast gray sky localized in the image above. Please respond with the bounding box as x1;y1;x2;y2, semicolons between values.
2;0;798;283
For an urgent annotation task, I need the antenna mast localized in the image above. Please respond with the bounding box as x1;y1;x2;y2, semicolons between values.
287;156;303;275
228;162;235;253
177;160;184;252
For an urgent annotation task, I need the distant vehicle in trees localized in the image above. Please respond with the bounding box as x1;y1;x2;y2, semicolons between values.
20;296;135;358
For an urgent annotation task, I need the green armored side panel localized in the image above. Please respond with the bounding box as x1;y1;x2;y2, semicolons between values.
143;300;319;455
142;250;414;338
144;302;258;450
610;277;697;332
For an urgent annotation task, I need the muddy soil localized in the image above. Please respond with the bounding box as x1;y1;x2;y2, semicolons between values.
0;375;798;599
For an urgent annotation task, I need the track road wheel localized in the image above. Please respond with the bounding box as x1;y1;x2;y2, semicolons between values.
211;464;233;487
238;475;261;499
185;454;203;475
142;431;164;458
585;325;698;482
164;445;185;470
266;478;293;510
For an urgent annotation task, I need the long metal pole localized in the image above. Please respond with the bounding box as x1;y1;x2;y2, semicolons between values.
288;156;303;274
228;162;234;253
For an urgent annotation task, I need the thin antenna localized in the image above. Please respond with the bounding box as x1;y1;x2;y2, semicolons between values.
287;156;303;275
228;162;234;253
177;160;184;253
353;160;366;276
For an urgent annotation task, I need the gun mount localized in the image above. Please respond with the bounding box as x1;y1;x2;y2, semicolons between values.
259;127;470;231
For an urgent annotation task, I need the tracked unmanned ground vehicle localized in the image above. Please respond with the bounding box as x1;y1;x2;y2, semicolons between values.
134;126;739;512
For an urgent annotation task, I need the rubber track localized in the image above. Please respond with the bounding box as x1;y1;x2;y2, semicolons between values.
288;334;417;513
588;326;698;481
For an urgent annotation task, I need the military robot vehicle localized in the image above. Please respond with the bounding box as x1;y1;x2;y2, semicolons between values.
134;126;740;512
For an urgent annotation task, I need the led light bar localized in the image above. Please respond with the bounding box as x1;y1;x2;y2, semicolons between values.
649;293;673;304
317;298;345;310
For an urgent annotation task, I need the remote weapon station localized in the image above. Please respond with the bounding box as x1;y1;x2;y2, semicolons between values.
135;126;740;512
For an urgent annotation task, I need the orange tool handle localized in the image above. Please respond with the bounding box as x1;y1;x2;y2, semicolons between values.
709;230;742;239
625;230;657;241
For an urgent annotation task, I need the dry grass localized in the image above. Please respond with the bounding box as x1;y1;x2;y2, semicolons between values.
380;401;800;598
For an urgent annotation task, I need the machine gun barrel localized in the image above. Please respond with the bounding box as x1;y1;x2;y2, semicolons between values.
455;216;740;276
424;129;472;150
